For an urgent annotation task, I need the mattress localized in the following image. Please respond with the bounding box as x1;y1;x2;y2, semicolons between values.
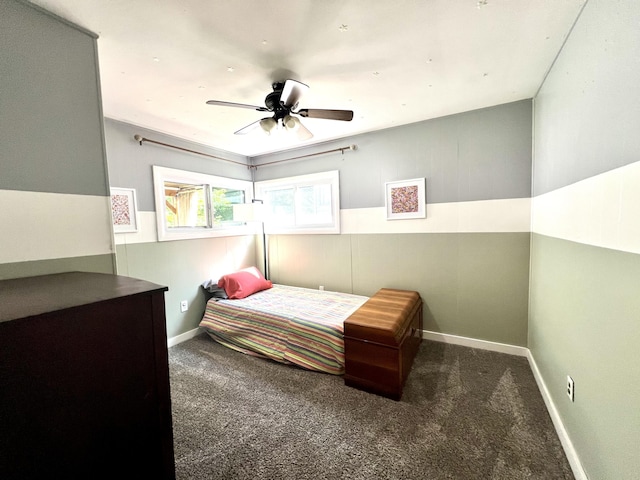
199;284;369;375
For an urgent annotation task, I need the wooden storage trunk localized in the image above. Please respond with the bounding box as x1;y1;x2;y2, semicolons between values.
343;288;423;400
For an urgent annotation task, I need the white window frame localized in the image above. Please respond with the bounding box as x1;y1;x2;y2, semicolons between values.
153;166;255;242
255;170;340;234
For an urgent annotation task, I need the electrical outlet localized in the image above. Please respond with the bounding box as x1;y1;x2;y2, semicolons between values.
319;285;324;291
180;300;188;313
567;375;574;402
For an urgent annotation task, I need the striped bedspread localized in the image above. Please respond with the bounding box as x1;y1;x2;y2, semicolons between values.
199;284;369;375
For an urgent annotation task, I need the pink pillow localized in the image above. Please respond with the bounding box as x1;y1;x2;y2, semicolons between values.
217;267;272;299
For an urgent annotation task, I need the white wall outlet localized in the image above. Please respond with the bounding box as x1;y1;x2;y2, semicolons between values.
567;375;575;402
319;285;324;291
180;300;188;313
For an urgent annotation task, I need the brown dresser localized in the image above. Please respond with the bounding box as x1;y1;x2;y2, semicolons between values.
0;272;175;479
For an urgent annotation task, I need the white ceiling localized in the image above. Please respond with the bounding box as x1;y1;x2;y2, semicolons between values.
30;0;586;157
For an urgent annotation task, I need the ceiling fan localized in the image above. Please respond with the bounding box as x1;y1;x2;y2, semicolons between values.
206;79;354;140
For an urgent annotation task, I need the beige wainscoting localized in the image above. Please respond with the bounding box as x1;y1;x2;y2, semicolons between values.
268;231;530;347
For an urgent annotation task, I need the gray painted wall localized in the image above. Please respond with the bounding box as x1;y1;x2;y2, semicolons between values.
0;0;114;279
0;0;108;197
531;0;640;478
533;1;640;196
254;100;532;207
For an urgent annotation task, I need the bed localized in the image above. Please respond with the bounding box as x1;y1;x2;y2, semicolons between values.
199;267;423;399
199;283;368;375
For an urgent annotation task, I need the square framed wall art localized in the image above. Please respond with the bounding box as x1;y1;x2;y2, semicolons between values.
110;187;139;233
385;178;426;220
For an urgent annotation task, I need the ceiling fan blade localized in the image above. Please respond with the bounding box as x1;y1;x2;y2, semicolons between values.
280;79;309;109
234;119;262;135
296;109;354;121
295;119;313;141
206;100;268;111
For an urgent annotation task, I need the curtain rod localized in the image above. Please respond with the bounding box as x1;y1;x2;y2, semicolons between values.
133;135;249;167
133;134;357;169
251;144;357;169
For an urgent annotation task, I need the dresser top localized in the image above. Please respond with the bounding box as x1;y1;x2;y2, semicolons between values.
0;272;168;323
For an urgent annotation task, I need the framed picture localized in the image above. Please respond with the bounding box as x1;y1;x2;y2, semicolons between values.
385;178;426;220
110;187;139;233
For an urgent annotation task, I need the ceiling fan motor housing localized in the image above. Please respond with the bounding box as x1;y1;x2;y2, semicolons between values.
265;82;288;118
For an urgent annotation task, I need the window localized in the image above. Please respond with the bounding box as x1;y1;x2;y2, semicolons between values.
153;166;254;241
255;170;340;234
164;181;207;228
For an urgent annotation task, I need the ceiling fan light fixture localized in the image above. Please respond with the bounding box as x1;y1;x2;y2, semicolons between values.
259;117;277;135
283;114;298;131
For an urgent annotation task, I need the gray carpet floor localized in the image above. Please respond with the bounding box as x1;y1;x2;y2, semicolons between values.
168;333;574;480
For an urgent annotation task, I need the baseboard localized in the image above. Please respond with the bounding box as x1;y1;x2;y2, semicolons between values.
526;351;588;480
421;330;529;357
168;327;202;348
422;330;587;480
